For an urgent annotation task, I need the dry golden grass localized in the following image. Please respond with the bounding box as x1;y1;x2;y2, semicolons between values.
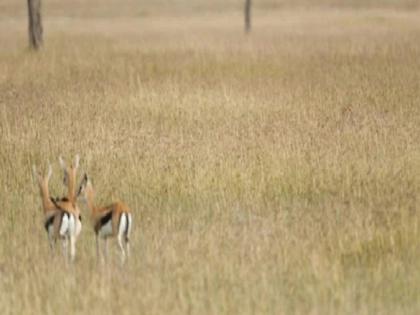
1;2;420;314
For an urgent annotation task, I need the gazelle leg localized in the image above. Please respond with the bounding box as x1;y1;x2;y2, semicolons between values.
118;235;126;264
69;235;76;262
103;238;109;262
95;234;101;262
48;233;56;255
125;238;130;260
96;235;106;265
62;236;69;262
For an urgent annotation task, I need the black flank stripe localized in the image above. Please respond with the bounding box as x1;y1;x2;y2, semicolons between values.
95;211;113;233
44;215;54;232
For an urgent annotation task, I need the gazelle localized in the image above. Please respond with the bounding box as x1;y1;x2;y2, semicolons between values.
32;162;81;262
58;155;82;238
78;174;132;264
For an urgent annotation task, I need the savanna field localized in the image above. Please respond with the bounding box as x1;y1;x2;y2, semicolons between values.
1;0;420;314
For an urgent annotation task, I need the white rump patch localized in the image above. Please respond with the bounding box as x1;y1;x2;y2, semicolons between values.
59;213;76;237
118;213;128;238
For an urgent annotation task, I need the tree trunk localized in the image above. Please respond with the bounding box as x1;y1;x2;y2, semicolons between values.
244;0;252;34
27;0;43;50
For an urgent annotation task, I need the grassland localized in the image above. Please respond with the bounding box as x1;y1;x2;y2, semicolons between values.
1;1;420;314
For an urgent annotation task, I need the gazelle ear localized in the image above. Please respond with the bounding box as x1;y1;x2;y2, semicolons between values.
86;175;92;187
59;156;66;170
84;173;93;189
83;173;89;186
73;154;80;169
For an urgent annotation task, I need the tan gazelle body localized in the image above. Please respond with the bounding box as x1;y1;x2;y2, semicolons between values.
78;174;132;264
33;161;80;262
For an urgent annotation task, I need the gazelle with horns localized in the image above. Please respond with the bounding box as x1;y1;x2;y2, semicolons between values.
78;174;132;263
33;161;82;262
58;154;82;238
